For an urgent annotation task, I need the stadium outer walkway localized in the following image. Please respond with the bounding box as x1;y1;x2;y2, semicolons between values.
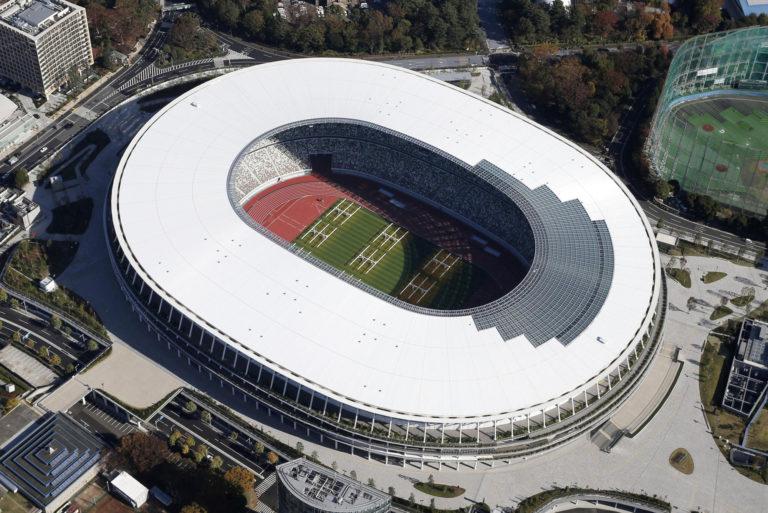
31;98;768;512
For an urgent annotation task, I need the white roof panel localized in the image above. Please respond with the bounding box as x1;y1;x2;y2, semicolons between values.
112;59;660;423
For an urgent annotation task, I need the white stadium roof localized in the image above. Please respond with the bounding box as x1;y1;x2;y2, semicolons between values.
112;58;660;423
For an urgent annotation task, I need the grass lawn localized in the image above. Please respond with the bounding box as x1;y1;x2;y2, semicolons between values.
294;199;487;309
669;448;694;475
414;481;465;498
46;198;94;235
731;293;755;308
747;408;768;452
665;268;691;288
710;305;733;320
702;271;727;284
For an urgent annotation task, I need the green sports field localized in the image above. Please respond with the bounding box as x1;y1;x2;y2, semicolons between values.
658;97;768;212
293;199;489;309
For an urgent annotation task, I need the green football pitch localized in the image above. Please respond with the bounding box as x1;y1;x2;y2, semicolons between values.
293;199;489;309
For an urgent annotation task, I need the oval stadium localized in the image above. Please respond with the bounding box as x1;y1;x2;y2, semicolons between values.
107;58;664;466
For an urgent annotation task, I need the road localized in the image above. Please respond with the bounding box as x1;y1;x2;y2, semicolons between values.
0;305;88;369
150;394;268;477
608;83;766;258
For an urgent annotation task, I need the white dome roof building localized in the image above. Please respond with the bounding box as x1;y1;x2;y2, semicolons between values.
107;59;664;465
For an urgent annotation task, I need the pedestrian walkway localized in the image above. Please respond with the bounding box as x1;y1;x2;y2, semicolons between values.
118;59;215;91
255;472;276;497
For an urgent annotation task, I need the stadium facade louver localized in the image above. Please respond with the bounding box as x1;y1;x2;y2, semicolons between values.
107;59;663;466
645;26;768;215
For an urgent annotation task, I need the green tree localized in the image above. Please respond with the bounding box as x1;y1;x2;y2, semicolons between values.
183;400;197;414
9;298;20;310
49;314;62;331
65;363;75;374
87;339;99;351
38;346;49;359
367;477;375;487
210;455;223;470
228;430;238;443
201;410;212;423
11;330;21;344
14;168;28;189
169;429;182;447
193;444;208;464
184;434;196;448
0;289;7;303
253;441;265;455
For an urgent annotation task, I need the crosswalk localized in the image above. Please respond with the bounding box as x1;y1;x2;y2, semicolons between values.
253;473;277;513
118;59;215;91
254;472;276;496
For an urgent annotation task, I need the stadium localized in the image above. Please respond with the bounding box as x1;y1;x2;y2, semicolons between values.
645;26;768;215
107;59;663;466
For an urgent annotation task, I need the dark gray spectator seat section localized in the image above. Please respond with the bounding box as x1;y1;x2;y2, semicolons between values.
229;120;614;346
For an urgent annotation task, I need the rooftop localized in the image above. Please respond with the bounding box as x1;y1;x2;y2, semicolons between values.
741;318;768;368
0;413;104;508
112;59;660;422
0;0;73;36
277;459;391;512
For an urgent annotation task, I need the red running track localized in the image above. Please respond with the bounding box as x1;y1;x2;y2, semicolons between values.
243;175;353;241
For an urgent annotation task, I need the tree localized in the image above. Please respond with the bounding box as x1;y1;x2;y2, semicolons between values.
228;430;238;443
87;339;99;352
65;363;75;374
49;314;62;331
655;180;673;199
14;168;28;189
266;451;279;465
210;455;224;470
10;298;20;310
310;450;319;462
201;410;212;424
388;486;396;496
180;503;207;513
118;432;169;473
428;474;435;485
367;478;376;487
331;461;338;471
184;400;198;415
49;354;61;367
223;466;255;492
184;434;196;448
253;441;265;455
169;429;182;447
11;331;20;344
349;470;357;481
295;441;304;454
193;444;208;464
408;492;415;505
38;346;49;359
0;288;7;303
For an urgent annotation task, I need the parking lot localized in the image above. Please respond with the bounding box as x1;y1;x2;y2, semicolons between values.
67;399;136;446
